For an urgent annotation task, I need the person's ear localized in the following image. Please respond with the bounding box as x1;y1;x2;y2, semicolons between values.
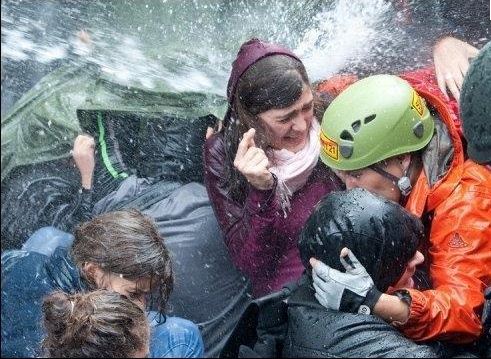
82;262;104;288
398;154;412;171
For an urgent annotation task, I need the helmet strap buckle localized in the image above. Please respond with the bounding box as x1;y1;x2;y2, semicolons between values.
398;156;413;197
369;164;412;197
397;176;412;196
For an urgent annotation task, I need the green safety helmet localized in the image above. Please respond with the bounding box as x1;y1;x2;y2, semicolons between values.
320;74;435;171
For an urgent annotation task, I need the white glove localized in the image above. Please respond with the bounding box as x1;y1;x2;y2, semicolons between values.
311;248;382;315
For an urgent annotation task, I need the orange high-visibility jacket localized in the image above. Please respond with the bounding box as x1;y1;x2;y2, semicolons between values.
317;69;491;343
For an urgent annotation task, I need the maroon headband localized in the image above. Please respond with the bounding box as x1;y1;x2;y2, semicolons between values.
226;38;301;105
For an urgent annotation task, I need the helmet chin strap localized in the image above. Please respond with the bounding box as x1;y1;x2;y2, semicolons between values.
369;162;412;197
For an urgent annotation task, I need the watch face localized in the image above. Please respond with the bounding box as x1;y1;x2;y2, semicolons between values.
395;290;412;306
358;304;371;315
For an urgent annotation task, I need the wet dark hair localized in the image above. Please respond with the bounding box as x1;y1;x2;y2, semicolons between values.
71;209;173;316
223;54;311;203
299;188;424;292
42;290;149;358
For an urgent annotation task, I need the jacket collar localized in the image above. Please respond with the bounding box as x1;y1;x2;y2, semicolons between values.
288;275;325;310
405;87;464;216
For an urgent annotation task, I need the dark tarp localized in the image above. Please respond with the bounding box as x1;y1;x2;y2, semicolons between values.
78;109;218;183
1;158;91;251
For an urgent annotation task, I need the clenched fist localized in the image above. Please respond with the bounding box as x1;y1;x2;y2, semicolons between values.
73;134;95;189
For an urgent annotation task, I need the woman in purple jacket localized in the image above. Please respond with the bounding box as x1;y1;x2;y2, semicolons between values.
203;38;342;296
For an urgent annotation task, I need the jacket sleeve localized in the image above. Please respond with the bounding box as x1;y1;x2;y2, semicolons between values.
70;188;93;225
203;134;285;281
399;165;491;343
43;185;94;234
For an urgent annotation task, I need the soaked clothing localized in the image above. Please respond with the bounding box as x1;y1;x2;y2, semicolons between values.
203;133;343;297
223;279;442;358
21;226;74;256
396;70;491;343
0;246;204;358
0;158;95;251
1;248;84;357
149;316;205;358
283;282;442;358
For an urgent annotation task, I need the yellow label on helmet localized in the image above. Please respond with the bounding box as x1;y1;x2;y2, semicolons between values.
411;90;424;118
320;131;339;161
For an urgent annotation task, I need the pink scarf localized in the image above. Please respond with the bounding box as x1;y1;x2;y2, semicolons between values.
268;120;321;216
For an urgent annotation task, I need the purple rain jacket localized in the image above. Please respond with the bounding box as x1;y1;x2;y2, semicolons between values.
203;133;343;296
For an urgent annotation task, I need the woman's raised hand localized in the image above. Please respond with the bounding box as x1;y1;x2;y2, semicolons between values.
233;128;274;190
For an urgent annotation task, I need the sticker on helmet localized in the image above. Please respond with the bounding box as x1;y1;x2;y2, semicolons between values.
320;132;339;161
411;90;424;117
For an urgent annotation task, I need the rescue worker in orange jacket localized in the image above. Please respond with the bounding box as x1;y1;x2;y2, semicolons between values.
310;71;491;344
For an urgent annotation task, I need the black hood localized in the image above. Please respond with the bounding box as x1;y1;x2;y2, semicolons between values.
299;188;424;291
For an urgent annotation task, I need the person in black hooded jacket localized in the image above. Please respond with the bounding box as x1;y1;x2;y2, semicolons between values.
284;188;440;358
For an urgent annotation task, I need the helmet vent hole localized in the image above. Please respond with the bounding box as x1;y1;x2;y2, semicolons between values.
340;130;354;141
364;114;376;124
351;120;361;132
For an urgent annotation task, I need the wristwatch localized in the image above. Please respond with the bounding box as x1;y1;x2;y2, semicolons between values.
394;290;412;307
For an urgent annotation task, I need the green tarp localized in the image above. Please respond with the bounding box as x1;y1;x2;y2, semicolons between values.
1;64;227;182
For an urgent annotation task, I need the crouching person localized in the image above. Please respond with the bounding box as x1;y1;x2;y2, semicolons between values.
1;209;204;358
283;188;441;357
